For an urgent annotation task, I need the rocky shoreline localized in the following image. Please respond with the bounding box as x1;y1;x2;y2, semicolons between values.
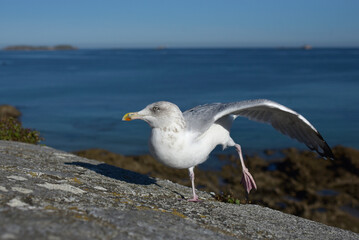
75;145;359;233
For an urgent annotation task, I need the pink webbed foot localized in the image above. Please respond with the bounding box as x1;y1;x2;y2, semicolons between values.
241;167;257;194
187;195;201;202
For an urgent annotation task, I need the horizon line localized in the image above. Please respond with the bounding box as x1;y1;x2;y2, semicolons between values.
2;45;359;50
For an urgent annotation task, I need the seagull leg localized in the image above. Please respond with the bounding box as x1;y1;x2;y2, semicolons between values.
235;144;257;194
187;167;200;202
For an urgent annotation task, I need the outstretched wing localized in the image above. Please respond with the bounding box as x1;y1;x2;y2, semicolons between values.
183;99;334;160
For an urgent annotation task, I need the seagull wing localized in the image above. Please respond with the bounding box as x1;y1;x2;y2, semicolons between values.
183;99;334;159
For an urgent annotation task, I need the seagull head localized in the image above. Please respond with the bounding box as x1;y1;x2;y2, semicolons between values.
122;101;185;129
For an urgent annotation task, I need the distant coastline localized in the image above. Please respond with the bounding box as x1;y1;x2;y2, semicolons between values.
3;45;77;51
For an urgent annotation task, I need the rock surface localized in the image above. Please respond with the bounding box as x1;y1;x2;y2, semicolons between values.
75;146;359;233
0;141;358;240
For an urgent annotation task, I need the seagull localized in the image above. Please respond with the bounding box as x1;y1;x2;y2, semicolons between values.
122;100;334;202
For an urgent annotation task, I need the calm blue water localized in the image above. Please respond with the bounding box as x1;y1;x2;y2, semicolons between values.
1;48;359;159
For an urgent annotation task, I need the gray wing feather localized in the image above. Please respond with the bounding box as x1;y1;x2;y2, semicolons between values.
183;99;334;160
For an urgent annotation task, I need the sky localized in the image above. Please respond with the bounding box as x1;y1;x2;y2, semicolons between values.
0;0;359;48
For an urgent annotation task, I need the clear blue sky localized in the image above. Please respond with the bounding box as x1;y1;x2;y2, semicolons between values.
1;0;358;48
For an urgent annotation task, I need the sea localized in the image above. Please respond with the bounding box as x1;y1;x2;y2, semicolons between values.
1;48;359;165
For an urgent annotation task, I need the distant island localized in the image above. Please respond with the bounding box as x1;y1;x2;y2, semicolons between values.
3;45;77;51
276;45;313;50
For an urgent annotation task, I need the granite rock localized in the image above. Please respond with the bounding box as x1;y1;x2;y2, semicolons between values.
0;140;357;240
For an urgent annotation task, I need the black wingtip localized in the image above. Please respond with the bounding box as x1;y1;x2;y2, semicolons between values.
320;146;335;160
315;132;335;160
305;131;335;160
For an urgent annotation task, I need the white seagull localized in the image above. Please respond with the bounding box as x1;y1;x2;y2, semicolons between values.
122;100;334;201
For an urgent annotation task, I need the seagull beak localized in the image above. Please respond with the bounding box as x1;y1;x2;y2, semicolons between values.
122;112;142;121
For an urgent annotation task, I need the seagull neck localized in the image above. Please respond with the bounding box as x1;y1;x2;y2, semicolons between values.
158;121;185;133
151;116;186;133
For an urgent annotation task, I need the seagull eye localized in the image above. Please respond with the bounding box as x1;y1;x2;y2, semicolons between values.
152;106;160;112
